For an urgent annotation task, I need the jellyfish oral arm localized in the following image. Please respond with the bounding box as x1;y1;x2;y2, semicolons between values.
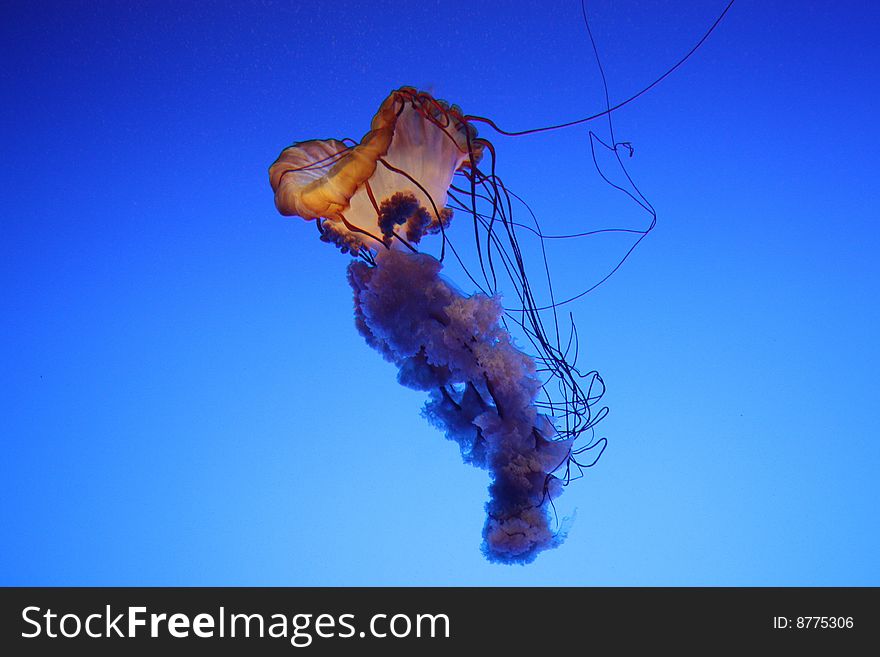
349;248;572;564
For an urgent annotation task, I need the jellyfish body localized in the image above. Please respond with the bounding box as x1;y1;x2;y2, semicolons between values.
270;88;603;563
270;88;481;254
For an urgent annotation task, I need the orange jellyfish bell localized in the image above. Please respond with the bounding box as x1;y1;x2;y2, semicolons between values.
269;87;483;255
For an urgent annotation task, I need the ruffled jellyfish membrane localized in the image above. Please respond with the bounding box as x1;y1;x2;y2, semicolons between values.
269;87;607;564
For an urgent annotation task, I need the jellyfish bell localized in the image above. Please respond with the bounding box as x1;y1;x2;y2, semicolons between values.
269;87;484;255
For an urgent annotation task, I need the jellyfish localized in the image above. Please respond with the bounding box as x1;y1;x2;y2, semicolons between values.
268;3;734;564
269;88;606;564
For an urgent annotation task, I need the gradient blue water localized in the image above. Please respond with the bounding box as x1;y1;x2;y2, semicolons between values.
2;1;878;585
